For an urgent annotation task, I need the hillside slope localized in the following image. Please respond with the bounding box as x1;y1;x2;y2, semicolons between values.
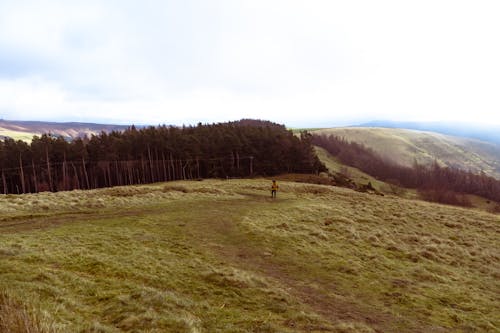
1;180;498;332
315;146;394;191
359;121;500;145
313;127;500;179
0;120;129;141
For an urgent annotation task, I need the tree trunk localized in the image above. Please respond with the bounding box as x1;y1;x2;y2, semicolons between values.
141;156;146;183
46;146;53;192
196;158;200;179
1;170;7;194
108;162;113;187
231;151;235;174
182;161;188;180
82;157;90;189
170;153;175;180
114;160;120;186
162;153;167;182
127;161;133;185
32;159;38;193
71;162;80;190
19;153;26;194
155;149;161;182
62;153;67;191
147;145;155;183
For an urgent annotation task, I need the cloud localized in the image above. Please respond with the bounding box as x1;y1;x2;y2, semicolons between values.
0;0;499;126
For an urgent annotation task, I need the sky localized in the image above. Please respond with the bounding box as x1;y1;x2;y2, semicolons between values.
0;0;499;127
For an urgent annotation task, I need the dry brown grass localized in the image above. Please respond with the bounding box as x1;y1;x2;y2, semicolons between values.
162;184;191;193
0;179;498;332
0;293;57;333
274;173;336;186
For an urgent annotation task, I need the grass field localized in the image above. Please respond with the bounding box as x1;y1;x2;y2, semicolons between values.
1;179;499;332
313;127;500;179
0;128;38;142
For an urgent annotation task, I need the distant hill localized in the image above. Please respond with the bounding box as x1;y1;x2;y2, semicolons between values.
313;127;500;179
358;120;500;145
0;119;130;141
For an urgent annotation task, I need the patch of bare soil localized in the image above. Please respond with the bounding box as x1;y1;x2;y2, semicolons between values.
0;208;164;233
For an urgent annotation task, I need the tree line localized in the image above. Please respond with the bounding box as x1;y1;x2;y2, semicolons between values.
312;134;500;205
0;120;325;194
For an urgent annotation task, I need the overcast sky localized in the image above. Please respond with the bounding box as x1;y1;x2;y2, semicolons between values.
0;0;499;127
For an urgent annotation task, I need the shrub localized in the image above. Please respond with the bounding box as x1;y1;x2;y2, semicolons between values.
490;204;500;214
418;189;472;207
162;185;190;193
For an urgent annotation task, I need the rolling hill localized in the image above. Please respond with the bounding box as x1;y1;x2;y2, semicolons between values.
1;179;498;332
313;127;500;179
314;145;498;212
0;120;129;141
358;121;500;145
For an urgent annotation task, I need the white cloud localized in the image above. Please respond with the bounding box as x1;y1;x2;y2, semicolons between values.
0;0;499;126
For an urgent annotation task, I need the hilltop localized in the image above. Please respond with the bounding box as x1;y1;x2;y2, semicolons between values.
0;120;129;141
312;127;500;179
1;179;498;332
358;121;500;145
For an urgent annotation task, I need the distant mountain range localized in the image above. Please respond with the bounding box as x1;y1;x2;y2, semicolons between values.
0;119;130;141
357;120;500;145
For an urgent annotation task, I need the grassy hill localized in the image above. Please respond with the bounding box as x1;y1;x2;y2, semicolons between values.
1;179;498;332
0;128;38;142
358;121;500;145
314;146;407;195
0;120;129;141
314;146;498;214
312;127;500;179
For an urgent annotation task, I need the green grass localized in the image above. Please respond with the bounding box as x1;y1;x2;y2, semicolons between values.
1;180;499;332
0;128;38;142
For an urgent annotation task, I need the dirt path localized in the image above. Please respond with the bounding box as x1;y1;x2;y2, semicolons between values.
0;207;170;233
183;196;449;333
2;194;449;332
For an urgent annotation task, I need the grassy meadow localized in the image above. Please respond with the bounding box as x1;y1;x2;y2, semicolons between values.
0;128;38;142
0;179;499;332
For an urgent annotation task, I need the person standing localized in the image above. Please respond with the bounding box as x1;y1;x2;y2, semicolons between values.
271;180;279;198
